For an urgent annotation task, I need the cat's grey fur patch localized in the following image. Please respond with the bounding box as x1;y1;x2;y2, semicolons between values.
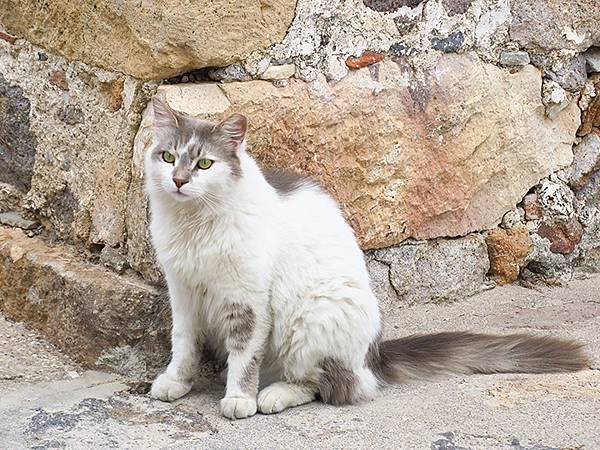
239;353;261;393
318;358;357;405
152;98;242;178
263;168;318;196
366;331;591;384
225;303;256;353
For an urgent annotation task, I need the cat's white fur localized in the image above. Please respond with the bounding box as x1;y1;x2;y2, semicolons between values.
145;125;381;419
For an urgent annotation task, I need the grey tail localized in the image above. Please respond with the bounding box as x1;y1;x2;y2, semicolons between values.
367;332;590;384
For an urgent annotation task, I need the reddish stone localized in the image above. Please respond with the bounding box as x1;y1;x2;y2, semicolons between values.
522;193;543;221
537;217;584;254
346;51;385;69
485;225;533;284
100;78;125;112
48;70;69;91
0;31;16;44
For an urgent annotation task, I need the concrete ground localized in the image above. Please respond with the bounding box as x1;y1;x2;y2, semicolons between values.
1;275;599;450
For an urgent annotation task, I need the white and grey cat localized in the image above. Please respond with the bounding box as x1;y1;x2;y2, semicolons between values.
145;97;589;420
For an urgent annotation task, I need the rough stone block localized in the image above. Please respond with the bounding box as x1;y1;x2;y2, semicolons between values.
0;227;169;377
0;0;297;80
569;134;600;190
486;226;533;285
370;234;490;305
0;39;151;248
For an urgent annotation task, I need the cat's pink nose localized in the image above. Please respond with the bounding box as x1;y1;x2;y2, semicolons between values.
173;177;189;189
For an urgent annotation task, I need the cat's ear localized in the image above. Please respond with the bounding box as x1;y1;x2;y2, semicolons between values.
217;113;247;148
153;96;179;129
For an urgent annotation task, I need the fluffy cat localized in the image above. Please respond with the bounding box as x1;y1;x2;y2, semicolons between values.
145;97;589;420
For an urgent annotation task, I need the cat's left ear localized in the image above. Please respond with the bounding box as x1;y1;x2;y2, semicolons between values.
218;113;247;149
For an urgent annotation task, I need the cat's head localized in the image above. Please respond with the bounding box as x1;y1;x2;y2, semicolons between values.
145;96;247;203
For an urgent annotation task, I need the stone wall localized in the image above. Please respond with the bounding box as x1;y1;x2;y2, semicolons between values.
1;0;599;377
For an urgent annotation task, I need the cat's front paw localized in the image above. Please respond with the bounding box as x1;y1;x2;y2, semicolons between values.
220;395;257;420
149;372;191;402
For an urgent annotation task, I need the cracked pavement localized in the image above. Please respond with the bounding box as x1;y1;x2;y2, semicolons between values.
1;275;599;449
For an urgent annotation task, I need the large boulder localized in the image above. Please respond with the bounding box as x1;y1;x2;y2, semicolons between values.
0;227;169;376
130;53;579;261
0;0;297;80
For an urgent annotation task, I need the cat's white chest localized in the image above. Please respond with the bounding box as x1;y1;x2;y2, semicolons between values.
160;232;230;288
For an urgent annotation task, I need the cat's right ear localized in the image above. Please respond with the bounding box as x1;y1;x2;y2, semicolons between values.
153;96;179;129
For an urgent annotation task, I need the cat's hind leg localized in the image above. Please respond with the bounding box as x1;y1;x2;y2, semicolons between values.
257;381;318;414
257;364;378;414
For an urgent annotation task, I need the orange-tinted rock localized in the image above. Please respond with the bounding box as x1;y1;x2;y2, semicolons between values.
48;70;69;91
100;78;125;112
346;51;385;69
486;226;534;284
0;0;297;79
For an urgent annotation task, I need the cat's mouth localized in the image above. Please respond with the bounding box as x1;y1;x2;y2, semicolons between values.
169;190;191;201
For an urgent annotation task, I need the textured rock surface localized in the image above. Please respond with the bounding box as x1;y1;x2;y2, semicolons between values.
0;211;39;230
0;182;22;212
0;73;36;192
0;314;80;388
585;47;600;73
133;54;579;251
569;134;600;189
579;76;600;136
261;0;516;81
575;208;600;272
537;218;584;255
517;173;600;282
0;0;297;80
485;226;533;285
370;234;490;306
0;227;169;376
499;50;530;67
0;39;152;247
510;0;600;52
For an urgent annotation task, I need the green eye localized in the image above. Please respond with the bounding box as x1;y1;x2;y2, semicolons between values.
197;158;213;170
162;152;175;164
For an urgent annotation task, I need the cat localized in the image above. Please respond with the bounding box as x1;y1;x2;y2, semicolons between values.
145;96;589;420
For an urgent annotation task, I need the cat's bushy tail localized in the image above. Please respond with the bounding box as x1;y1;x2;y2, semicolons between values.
367;332;590;384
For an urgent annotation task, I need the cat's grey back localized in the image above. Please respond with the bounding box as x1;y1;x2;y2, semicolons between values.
262;168;319;197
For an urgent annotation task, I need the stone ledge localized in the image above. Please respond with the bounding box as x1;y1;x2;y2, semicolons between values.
0;226;169;377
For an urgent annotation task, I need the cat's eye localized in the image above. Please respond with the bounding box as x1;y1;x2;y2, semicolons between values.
197;158;213;170
162;152;175;164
